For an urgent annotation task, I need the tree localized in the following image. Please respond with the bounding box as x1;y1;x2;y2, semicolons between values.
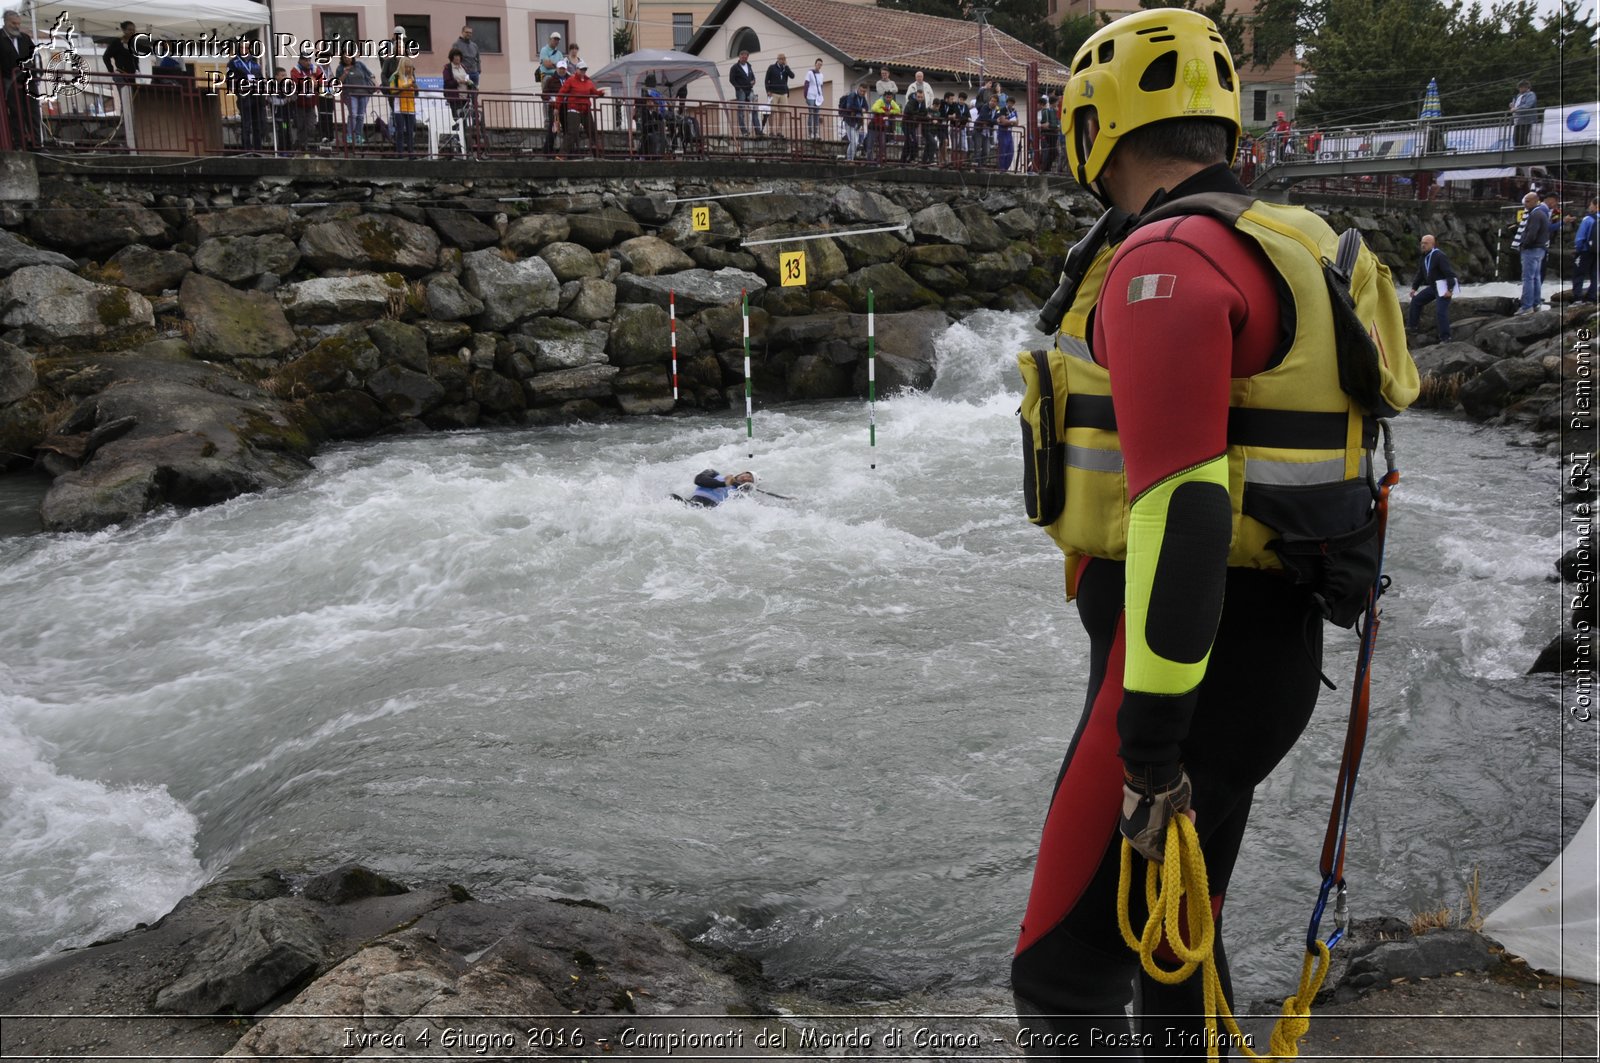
1300;0;1598;124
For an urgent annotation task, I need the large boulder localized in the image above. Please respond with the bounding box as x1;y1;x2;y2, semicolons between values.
298;215;441;277
608;302;672;367
426;208;500;251
180;273;298;361
0;229;76;275
615;267;766;312
721;191;822;228
518;317;609;371
154;899;326;1015
830;188;911;234
956;205;1010;252
104;244;193;295
829;263;938;313
365;319;430;373
743;226;849;288
526;363;620;403
277;273;404;326
366;364;446;418
1458;357;1548;420
787;353;854;399
616;235;695;277
1471;310;1565;358
461;249;559;329
564;207;643;250
538;241;603;283
502;213;570;255
423;274;485;322
0;338;35;403
968;243;1033;288
699;302;769;349
185;205;297;244
274;333;381;395
28;187;169;255
1411;341;1501;379
37;356;311;531
910;203;971;245
560;278;616;323
192;234;301;285
613;365;676;415
661;201;739;247
835;229;908;271
0;264;154;345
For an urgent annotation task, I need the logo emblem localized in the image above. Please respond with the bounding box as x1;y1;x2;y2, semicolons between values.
26;12;89;101
1081;81;1094;99
1568;109;1592;133
1181;58;1212;113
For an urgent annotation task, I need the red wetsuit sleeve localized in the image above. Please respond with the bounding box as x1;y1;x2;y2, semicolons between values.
1094;215;1281;768
1096;215;1279;498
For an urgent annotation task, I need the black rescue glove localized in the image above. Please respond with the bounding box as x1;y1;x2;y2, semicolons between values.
1120;763;1192;864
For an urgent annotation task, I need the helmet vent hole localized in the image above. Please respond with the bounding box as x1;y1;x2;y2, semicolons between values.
1138;51;1178;92
1097;40;1115;64
1147;34;1176;42
1074;52;1091;74
1214;53;1234;91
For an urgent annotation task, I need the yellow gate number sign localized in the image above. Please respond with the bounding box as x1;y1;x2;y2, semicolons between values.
780;250;807;287
691;206;711;231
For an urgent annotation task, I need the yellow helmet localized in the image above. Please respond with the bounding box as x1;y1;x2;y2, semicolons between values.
1062;8;1241;201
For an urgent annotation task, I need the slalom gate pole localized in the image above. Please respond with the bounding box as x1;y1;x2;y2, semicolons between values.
742;289;753;458
669;290;678;401
867;288;876;469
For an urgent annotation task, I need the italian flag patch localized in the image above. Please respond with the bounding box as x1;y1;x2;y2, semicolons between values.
1126;273;1177;303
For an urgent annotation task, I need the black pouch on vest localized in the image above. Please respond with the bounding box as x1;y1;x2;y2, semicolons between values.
1019;349;1066;526
1245;477;1381;629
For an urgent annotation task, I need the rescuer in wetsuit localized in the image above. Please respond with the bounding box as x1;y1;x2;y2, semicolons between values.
1010;10;1341;1057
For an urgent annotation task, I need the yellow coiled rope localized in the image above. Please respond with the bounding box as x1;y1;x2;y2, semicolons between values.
1116;815;1332;1061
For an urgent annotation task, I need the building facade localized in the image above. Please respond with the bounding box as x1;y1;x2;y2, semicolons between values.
269;0;612;94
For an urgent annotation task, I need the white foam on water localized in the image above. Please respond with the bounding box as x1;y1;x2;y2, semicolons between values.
0;691;204;977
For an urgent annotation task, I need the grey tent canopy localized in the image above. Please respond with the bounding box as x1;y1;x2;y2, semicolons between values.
590;49;726;101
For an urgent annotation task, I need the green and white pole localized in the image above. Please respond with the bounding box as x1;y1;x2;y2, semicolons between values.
742;289;753;456
868;288;876;469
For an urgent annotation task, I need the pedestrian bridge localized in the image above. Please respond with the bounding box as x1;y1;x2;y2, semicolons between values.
1247;108;1599;194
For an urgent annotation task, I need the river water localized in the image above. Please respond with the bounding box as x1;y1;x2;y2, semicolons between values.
0;309;1591;1015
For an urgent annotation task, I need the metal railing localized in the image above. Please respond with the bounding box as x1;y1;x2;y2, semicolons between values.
0;72;1070;176
1244;108;1572;185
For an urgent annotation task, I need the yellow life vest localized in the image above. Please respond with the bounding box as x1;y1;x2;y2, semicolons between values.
1018;194;1418;613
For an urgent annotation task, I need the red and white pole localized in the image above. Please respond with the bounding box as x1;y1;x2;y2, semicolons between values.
669;289;679;401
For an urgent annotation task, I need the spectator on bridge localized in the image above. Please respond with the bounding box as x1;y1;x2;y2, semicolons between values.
452;26;481;87
541;59;566;154
803;59;825;140
557;60;604;156
225;42;266;153
874;68;898;99
335;54;376;146
1514;189;1555;313
0;10;37;150
1408;234;1458;341
388;57;418;154
765;53;795;102
538;31;563;80
728;49;755;135
1269;110;1291;163
900;82;928;163
868;87;899;162
995;93;1019;171
288;56;324;153
1509;81;1538;148
1036;93;1060;173
946;91;968;167
1574;196;1598;304
840;81;867;160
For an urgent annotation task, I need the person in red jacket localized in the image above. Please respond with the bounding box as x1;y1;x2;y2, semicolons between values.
556;60;605;156
288;56;324;153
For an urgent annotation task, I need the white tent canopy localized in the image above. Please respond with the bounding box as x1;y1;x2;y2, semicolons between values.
31;0;269;38
590;49;725;102
1483;803;1600;984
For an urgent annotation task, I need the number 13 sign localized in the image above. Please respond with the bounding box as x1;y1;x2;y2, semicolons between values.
779;250;806;287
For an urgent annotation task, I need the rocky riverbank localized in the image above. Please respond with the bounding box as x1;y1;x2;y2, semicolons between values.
0;176;1080;533
1;866;1592;1062
1399;292;1595;674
